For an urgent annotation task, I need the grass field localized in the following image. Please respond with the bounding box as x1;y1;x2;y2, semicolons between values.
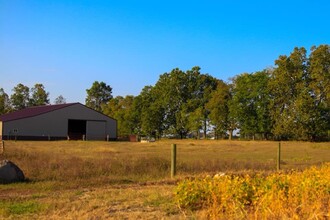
0;140;329;219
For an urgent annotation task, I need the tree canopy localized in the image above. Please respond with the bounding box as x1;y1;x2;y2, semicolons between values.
85;81;113;112
103;45;329;141
1;45;329;141
29;83;50;106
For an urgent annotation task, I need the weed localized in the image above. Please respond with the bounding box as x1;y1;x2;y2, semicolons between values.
175;163;330;219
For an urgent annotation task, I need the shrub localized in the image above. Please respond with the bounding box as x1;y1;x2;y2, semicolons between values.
175;163;330;219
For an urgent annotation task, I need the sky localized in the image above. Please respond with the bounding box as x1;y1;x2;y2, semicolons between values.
1;1;330;104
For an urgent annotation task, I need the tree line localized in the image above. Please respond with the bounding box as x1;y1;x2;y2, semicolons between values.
1;45;329;141
0;83;66;114
100;45;330;141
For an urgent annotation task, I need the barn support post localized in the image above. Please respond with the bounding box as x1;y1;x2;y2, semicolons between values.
171;144;177;178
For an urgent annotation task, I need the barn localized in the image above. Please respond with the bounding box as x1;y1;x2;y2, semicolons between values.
0;103;117;141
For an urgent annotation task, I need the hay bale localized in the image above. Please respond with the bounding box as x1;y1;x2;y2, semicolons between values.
0;160;25;184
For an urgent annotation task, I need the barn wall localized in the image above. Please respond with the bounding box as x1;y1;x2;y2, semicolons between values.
86;121;106;140
66;104;117;139
3;113;66;138
2;104;117;140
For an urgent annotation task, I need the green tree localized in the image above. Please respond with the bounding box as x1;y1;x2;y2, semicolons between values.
139;86;165;139
29;83;49;106
153;68;189;138
229;71;271;140
85;81;112;112
125;95;141;135
54;95;66;104
269;47;310;140
140;66;219;139
307;45;330;140
227;93;239;140
309;45;330;106
10;83;30;110
128;95;143;135
103;95;137;136
206;80;231;139
186;106;203;139
0;88;11;114
189;69;218;138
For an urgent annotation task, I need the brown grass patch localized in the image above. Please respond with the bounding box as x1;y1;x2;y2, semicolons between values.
0;140;329;219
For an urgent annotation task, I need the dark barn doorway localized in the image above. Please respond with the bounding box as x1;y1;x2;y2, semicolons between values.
68;119;86;140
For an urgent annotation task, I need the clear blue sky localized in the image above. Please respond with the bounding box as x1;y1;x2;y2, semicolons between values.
1;1;329;104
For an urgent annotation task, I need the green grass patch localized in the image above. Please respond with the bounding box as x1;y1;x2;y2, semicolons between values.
0;200;46;216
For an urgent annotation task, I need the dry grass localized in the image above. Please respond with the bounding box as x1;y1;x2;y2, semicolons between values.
0;139;329;219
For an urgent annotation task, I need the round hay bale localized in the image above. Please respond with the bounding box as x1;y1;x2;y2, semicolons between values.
0;160;25;184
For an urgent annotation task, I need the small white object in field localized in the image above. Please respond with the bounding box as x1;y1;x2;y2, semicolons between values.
213;172;226;179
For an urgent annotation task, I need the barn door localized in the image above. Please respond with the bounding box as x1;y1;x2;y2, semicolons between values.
67;119;86;140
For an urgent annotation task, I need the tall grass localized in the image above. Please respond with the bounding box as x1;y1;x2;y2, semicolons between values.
1;140;329;219
6;146;170;186
2;140;329;187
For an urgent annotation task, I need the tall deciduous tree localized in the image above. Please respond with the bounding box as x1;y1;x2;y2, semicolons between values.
29;83;49;106
190;70;218;138
206;80;231;139
269;48;309;139
309;45;330;106
103;95;137;136
85;81;112;112
153;68;189;138
10;83;30;110
139;86;165;139
307;45;330;140
229;71;271;140
54;95;66;104
0;88;11;114
137;66;219;139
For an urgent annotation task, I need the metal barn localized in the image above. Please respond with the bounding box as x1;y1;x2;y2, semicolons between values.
0;103;117;141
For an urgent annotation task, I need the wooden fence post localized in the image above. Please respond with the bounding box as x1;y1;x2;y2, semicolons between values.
277;142;281;171
171;144;177;178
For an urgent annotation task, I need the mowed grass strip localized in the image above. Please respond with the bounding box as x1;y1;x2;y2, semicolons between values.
0;140;329;219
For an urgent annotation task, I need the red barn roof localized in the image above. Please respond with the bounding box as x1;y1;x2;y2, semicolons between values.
0;103;78;122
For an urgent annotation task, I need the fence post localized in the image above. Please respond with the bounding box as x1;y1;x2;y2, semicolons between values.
171;144;177;178
277;142;281;171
